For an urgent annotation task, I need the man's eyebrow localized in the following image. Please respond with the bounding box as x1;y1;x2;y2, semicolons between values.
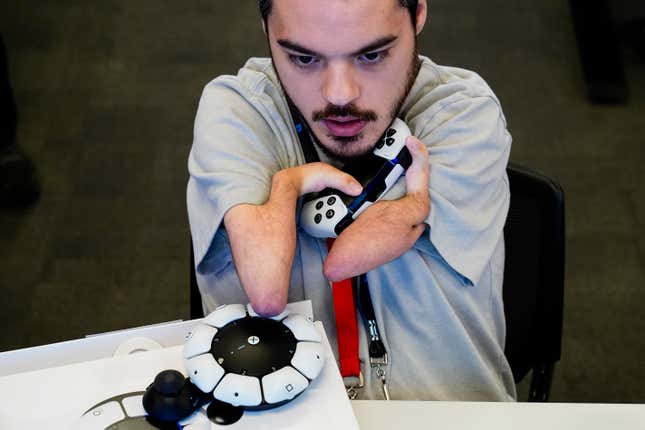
277;35;398;57
350;36;398;56
277;40;320;57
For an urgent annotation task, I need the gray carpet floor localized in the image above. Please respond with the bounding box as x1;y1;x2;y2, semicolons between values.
1;1;644;403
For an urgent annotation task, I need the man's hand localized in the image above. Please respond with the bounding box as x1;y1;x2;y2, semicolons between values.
224;162;361;316
283;162;363;196
324;136;430;281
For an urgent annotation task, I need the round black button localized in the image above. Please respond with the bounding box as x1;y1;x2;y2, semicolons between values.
327;196;336;205
386;137;395;146
326;209;335;219
387;128;397;137
315;201;324;210
207;399;245;425
376;140;385;149
314;214;322;224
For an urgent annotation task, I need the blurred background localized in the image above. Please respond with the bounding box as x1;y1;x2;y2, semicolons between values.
1;1;644;403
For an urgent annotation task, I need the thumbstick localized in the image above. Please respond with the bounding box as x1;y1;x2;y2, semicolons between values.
143;369;200;422
154;369;185;395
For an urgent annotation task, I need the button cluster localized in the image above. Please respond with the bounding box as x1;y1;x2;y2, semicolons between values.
183;305;326;409
313;196;338;224
377;127;397;149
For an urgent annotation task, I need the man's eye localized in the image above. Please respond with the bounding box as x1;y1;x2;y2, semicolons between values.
290;55;318;67
358;51;387;64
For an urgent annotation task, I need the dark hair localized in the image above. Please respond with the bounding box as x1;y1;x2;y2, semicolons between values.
258;0;419;28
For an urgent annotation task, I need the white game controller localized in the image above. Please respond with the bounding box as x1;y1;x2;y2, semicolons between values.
300;118;412;238
76;306;327;428
184;304;325;409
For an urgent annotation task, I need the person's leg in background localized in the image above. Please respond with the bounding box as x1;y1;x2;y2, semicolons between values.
0;34;40;207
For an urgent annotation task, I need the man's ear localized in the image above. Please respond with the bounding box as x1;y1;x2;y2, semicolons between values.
261;19;267;35
415;0;428;35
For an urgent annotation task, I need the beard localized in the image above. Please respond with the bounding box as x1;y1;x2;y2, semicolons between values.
272;45;421;163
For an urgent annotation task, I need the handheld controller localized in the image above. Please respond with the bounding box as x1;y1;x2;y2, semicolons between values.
139;304;326;426
300;118;412;238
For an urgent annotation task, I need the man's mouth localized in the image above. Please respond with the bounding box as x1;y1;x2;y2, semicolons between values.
321;117;368;138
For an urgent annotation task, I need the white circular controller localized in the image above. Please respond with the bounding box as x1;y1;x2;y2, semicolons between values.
183;304;325;409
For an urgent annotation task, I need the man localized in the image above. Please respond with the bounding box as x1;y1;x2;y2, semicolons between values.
187;0;516;401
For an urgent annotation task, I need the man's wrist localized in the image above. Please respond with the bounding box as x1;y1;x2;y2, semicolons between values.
270;168;300;201
400;191;431;226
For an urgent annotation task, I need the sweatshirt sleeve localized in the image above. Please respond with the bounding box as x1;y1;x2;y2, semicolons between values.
186;76;300;274
411;94;511;286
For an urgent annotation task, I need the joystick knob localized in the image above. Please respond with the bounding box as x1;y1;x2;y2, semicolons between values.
154;369;185;395
143;369;208;422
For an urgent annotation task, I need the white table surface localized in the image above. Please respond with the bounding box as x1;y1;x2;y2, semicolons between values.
351;400;645;430
2;305;644;430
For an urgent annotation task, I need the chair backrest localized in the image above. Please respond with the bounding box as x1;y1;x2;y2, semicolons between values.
190;242;205;319
503;163;565;401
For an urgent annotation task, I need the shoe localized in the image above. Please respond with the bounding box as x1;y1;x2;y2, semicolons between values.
0;145;40;208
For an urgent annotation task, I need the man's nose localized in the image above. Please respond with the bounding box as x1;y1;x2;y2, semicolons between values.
322;63;360;108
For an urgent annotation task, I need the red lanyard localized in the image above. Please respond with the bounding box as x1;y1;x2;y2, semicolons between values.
327;239;361;378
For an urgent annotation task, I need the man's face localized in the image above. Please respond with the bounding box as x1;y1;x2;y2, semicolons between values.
266;0;423;161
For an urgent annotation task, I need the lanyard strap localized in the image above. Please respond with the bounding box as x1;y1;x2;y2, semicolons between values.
327;239;361;379
356;274;387;364
291;105;388;394
287;105;364;375
288;102;320;164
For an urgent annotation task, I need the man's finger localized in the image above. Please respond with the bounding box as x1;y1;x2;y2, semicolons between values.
297;163;362;195
404;136;429;195
326;170;363;196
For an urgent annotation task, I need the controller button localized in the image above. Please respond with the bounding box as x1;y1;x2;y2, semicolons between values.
246;303;290;321
387;128;397;137
386;137;395;146
327;196;336;205
213;374;262;407
376;139;385;149
78;402;125;427
282;314;322;342
186;353;226;393
314;214;322;224
184;323;218;359
326;209;335;219
315;201;324;210
291;341;325;380
261;366;309;404
203;304;246;328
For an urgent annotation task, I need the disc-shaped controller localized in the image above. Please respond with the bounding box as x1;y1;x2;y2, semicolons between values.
183;304;325;410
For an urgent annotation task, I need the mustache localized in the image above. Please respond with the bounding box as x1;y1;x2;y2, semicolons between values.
312;104;378;122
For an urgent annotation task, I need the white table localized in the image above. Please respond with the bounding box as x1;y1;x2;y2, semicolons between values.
2;309;644;429
351;400;645;430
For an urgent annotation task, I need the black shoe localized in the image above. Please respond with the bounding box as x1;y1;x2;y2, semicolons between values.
0;146;40;208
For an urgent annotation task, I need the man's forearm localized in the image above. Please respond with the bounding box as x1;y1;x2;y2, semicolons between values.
224;170;299;316
223;163;363;315
324;136;430;282
323;193;428;281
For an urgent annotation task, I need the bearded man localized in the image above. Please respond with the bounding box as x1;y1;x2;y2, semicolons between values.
187;0;516;401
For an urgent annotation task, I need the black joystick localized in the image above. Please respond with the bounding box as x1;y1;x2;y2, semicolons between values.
143;369;209;423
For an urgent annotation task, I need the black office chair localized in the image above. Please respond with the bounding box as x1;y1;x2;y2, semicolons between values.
190;242;205;320
188;163;566;401
503;163;565;402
